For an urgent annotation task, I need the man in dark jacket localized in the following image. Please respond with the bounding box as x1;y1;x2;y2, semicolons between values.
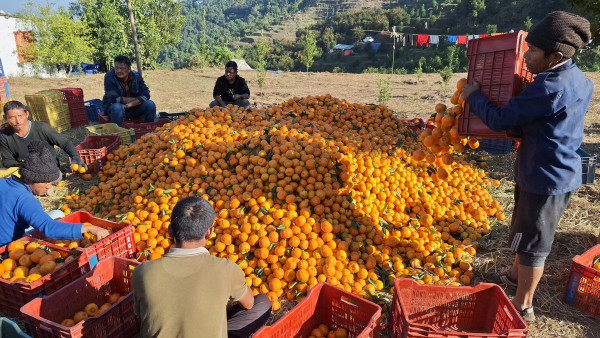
210;61;251;108
102;55;156;126
0;101;84;169
461;11;593;322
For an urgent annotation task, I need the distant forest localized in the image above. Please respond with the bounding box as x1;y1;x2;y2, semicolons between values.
157;0;599;73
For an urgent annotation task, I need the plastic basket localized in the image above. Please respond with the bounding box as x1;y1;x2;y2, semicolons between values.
85;123;135;145
72;135;120;173
476;139;515;155
577;148;596;185
254;283;382;338
564;244;600;318
56;211;135;260
20;257;140;338
123;118;170;139
0;237;89;318
158;112;188;121
390;278;528;338
24;90;71;133
84;99;103;122
458;31;533;139
56;88;87;128
0;317;31;338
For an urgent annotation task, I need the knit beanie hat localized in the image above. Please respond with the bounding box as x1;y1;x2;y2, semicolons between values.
525;11;591;58
20;140;62;184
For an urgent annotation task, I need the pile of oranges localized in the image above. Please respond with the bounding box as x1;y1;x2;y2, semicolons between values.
308;323;348;338
0;240;78;284
414;78;481;167
64;92;504;309
59;293;123;327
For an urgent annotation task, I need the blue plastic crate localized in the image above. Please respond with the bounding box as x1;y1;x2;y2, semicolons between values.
577;147;596;184
85;99;103;122
477;139;514;155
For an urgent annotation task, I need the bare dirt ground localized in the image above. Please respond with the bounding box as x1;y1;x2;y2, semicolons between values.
5;69;600;337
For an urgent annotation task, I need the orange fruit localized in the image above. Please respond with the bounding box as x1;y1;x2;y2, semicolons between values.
73;311;88;323
107;293;121;305
2;258;17;271
7;241;26;253
98;302;112;314
84;303;99;317
61;319;75;327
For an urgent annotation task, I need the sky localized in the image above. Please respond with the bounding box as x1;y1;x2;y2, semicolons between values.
0;0;73;15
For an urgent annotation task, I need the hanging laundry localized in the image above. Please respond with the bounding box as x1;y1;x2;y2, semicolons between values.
467;34;476;41
491;33;503;36
457;35;467;45
401;34;406;47
413;34;418;46
416;34;430;47
447;35;458;44
429;35;440;45
479;34;489;38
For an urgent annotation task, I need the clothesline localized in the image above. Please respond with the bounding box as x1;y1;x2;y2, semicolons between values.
393;31;512;47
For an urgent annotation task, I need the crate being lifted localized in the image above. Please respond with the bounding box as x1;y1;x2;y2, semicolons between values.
458;31;533;139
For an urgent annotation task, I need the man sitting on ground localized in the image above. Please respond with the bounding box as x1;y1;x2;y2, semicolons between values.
210;61;251;108
0;101;85;170
102;55;156;126
133;196;271;338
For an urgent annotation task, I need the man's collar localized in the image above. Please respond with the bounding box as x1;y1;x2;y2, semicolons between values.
164;246;209;257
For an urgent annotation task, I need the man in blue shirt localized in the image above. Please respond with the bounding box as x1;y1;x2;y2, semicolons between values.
0;140;109;246
462;11;593;322
102;55;156;127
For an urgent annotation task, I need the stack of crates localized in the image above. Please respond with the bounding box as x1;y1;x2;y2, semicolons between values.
24;90;71;132
56;88;88;128
565;244;600;318
85;123;135;145
458;31;533;139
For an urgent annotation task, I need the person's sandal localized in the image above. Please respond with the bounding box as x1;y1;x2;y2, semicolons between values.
481;272;518;287
518;307;535;323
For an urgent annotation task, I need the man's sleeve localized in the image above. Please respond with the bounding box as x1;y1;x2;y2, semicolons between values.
17;195;82;240
229;260;247;301
137;74;151;102
466;79;555;131
0;135;22;167
240;78;250;96
41;123;80;160
103;73;121;104
213;79;223;97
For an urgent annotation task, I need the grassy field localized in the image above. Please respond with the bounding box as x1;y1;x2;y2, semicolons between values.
4;68;600;337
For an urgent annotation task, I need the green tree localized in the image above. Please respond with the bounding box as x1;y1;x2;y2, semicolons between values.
24;4;93;76
254;35;270;95
569;0;600;36
524;16;533;30
298;30;320;72
75;0;184;70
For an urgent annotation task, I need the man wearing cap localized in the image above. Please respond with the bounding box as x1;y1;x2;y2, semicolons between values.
0;140;110;246
461;11;593;322
0;101;85;169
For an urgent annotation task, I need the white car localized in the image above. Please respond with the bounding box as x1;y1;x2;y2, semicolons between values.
363;36;374;43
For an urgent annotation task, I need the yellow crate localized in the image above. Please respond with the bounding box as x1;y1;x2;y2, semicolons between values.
24;90;71;133
0;167;20;178
85;123;135;145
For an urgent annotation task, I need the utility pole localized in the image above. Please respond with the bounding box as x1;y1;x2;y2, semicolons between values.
126;0;143;76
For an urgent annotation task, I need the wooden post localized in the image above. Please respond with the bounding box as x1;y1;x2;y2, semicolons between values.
126;0;143;77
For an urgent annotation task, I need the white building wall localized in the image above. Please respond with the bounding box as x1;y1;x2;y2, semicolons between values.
0;13;59;78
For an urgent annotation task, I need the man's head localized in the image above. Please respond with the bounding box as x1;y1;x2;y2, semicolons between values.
114;55;132;81
169;197;216;244
524;11;591;73
225;61;238;82
19;140;62;196
3;101;30;134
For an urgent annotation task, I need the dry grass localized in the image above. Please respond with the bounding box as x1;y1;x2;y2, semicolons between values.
5;69;600;337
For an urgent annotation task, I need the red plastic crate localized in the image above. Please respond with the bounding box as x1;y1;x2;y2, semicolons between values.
58;211;136;260
0;237;90;318
390;278;528;338
458;31;534;139
564;244;600;318
56;88;88;128
123;118;170;139
254;283;382;338
20;257;140;338
71;135;120;173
